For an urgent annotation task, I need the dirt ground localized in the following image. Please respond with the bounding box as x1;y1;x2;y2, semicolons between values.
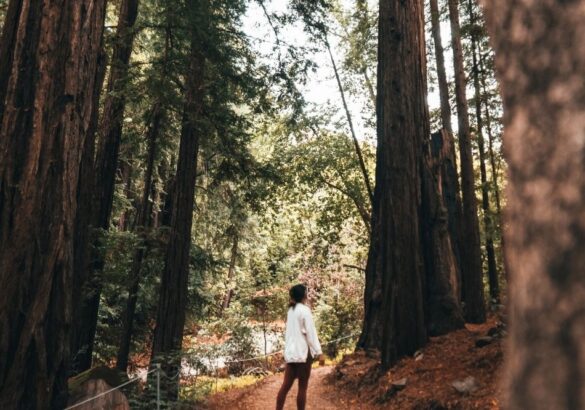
204;317;504;409
204;365;372;410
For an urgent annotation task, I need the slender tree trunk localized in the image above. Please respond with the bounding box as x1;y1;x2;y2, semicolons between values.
482;1;585;407
468;0;499;303
429;0;453;134
117;158;135;231
447;0;486;323
116;103;163;372
325;38;374;204
0;0;106;407
149;1;206;398
359;0;428;367
478;51;508;281
74;0;141;372
221;233;239;313
478;52;503;217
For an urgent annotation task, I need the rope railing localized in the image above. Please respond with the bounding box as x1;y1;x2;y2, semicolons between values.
64;332;359;407
65;366;161;410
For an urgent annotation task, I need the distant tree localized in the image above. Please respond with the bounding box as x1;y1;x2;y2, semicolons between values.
0;0;106;407
466;0;499;302
482;0;585;407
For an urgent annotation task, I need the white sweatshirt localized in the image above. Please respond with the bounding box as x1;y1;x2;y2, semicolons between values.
283;303;323;363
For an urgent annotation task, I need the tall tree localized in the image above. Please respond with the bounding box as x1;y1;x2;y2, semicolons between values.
421;131;465;336
447;0;486;323
360;0;428;367
149;0;207;399
482;0;585;407
467;0;499;302
429;0;452;133
74;0;141;372
429;0;464;294
116;103;163;372
0;0;106;407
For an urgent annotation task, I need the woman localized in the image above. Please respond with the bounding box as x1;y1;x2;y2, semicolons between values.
276;284;322;410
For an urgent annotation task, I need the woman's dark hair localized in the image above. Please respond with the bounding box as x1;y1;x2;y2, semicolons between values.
289;284;307;309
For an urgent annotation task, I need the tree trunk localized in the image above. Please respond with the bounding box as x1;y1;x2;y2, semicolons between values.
468;0;499;303
429;0;465;294
74;0;141;372
149;2;206;398
421;136;465;336
359;0;428;367
325;38;374;204
447;0;486;323
116;103;163;372
429;0;453;134
481;1;585;407
0;0;106;407
221;233;239;313
70;45;108;376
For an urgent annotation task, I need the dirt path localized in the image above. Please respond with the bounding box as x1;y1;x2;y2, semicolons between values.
204;366;369;410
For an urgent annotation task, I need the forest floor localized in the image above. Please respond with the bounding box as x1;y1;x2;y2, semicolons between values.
203;316;504;409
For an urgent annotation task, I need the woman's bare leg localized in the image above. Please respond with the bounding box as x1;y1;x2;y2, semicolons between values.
296;360;312;410
276;364;296;410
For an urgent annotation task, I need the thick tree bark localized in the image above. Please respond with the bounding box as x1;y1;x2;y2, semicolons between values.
116;103;163;372
430;129;464;299
70;45;109;375
468;0;499;303
428;0;464;293
74;0;141;372
0;0;106;407
421;136;465;336
359;0;428;367
447;0;486;323
482;1;585;408
149;3;206;398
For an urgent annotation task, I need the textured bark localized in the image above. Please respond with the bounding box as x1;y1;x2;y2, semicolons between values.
70;45;108;375
429;0;464;287
74;0;141;372
116;103;163;372
421;137;465;336
359;0;428;367
430;130;464;298
468;0;499;303
0;0;106;407
149;2;206;398
447;0;486;323
481;1;585;408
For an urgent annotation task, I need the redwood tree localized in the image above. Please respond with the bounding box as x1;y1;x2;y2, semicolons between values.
74;0;141;372
149;0;207;399
0;0;106;407
448;0;486;323
429;0;464;294
467;0;499;302
482;0;585;407
360;0;428;367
